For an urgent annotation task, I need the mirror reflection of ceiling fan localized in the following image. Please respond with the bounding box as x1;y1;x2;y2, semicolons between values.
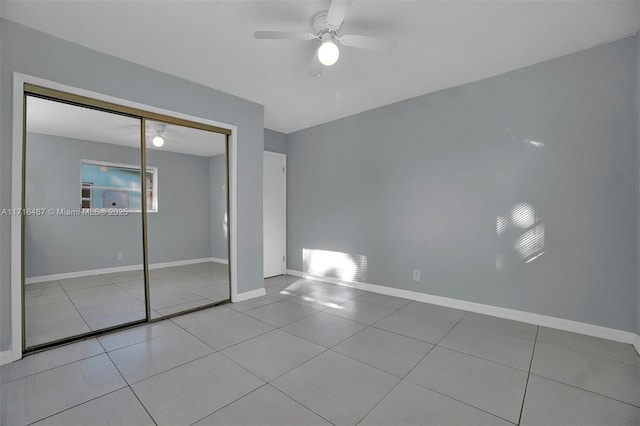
149;122;168;148
122;122;181;148
253;0;395;77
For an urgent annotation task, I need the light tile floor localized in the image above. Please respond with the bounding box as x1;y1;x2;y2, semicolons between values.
2;274;639;425
24;262;230;347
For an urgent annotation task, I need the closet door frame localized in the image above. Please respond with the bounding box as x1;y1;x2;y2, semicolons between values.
9;73;237;361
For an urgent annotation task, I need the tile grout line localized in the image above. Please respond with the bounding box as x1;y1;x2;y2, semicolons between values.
430;341;533;373
240;302;318;329
177;319;275;354
268;383;338;426
354;310;472;425
24;386;131;426
19;338;142;425
96;338;160;426
527;371;640;409
63;276;148;333
314;301;449;374
368;323;450;345
98;322;184;353
0;349;105;386
118;349;219;386
148;269;229;307
56;279;94;333
319;301;402;326
185;383;272;426
259;342;337;422
169;310;275;355
166;262;228;282
402;378;518;425
395;310;521;425
364;310;577;381
517;325;539;425
230;296;290;313
533;338;640;368
279;316;367;348
217;346;341;423
387;310;520;425
326;330;429;380
164;311;284;398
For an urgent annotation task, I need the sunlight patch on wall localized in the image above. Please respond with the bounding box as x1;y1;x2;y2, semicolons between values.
497;202;545;270
302;248;367;283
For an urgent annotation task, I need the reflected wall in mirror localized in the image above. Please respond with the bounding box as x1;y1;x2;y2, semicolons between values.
23;96;147;349
145;120;230;318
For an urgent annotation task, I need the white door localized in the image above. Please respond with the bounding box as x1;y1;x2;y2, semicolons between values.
263;152;286;278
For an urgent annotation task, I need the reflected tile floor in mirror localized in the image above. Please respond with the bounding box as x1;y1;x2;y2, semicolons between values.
24;261;230;348
4;275;638;426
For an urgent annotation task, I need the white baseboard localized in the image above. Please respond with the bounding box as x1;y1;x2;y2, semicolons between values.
210;258;229;265
149;258;214;270
25;258;216;284
0;349;19;366
233;288;266;303
287;269;640;351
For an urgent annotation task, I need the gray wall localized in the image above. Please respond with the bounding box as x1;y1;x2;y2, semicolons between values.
210;153;229;260
0;18;264;350
264;128;287;154
24;133;215;278
147;147;214;266
637;33;640;336
288;36;639;333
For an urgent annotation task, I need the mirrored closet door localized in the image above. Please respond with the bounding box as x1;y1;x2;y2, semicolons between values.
22;87;231;352
24;95;147;349
145;120;230;318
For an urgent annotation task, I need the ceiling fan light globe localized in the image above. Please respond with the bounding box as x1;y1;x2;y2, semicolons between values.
318;40;339;66
152;135;164;147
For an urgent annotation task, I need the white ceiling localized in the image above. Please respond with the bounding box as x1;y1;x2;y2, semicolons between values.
26;96;227;157
4;1;639;134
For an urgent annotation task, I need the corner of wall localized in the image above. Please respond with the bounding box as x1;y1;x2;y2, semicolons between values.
264;128;288;155
636;31;640;340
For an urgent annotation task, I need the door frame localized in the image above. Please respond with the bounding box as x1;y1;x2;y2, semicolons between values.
263;151;287;278
7;72;239;363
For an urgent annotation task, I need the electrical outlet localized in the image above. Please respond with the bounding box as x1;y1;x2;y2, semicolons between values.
117;252;124;261
413;269;420;281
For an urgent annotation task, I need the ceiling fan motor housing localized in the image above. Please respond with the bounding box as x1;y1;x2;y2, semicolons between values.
312;11;338;36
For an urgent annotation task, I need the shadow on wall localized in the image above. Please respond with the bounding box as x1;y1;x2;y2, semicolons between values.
302;248;367;283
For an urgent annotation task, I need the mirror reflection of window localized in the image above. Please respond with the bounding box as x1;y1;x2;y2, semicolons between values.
80;161;158;212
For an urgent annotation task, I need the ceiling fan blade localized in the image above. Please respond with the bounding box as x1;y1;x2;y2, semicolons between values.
338;34;396;51
309;49;323;78
326;0;353;29
253;31;316;41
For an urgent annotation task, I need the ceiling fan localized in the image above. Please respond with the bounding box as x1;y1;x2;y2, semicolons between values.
253;0;395;77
